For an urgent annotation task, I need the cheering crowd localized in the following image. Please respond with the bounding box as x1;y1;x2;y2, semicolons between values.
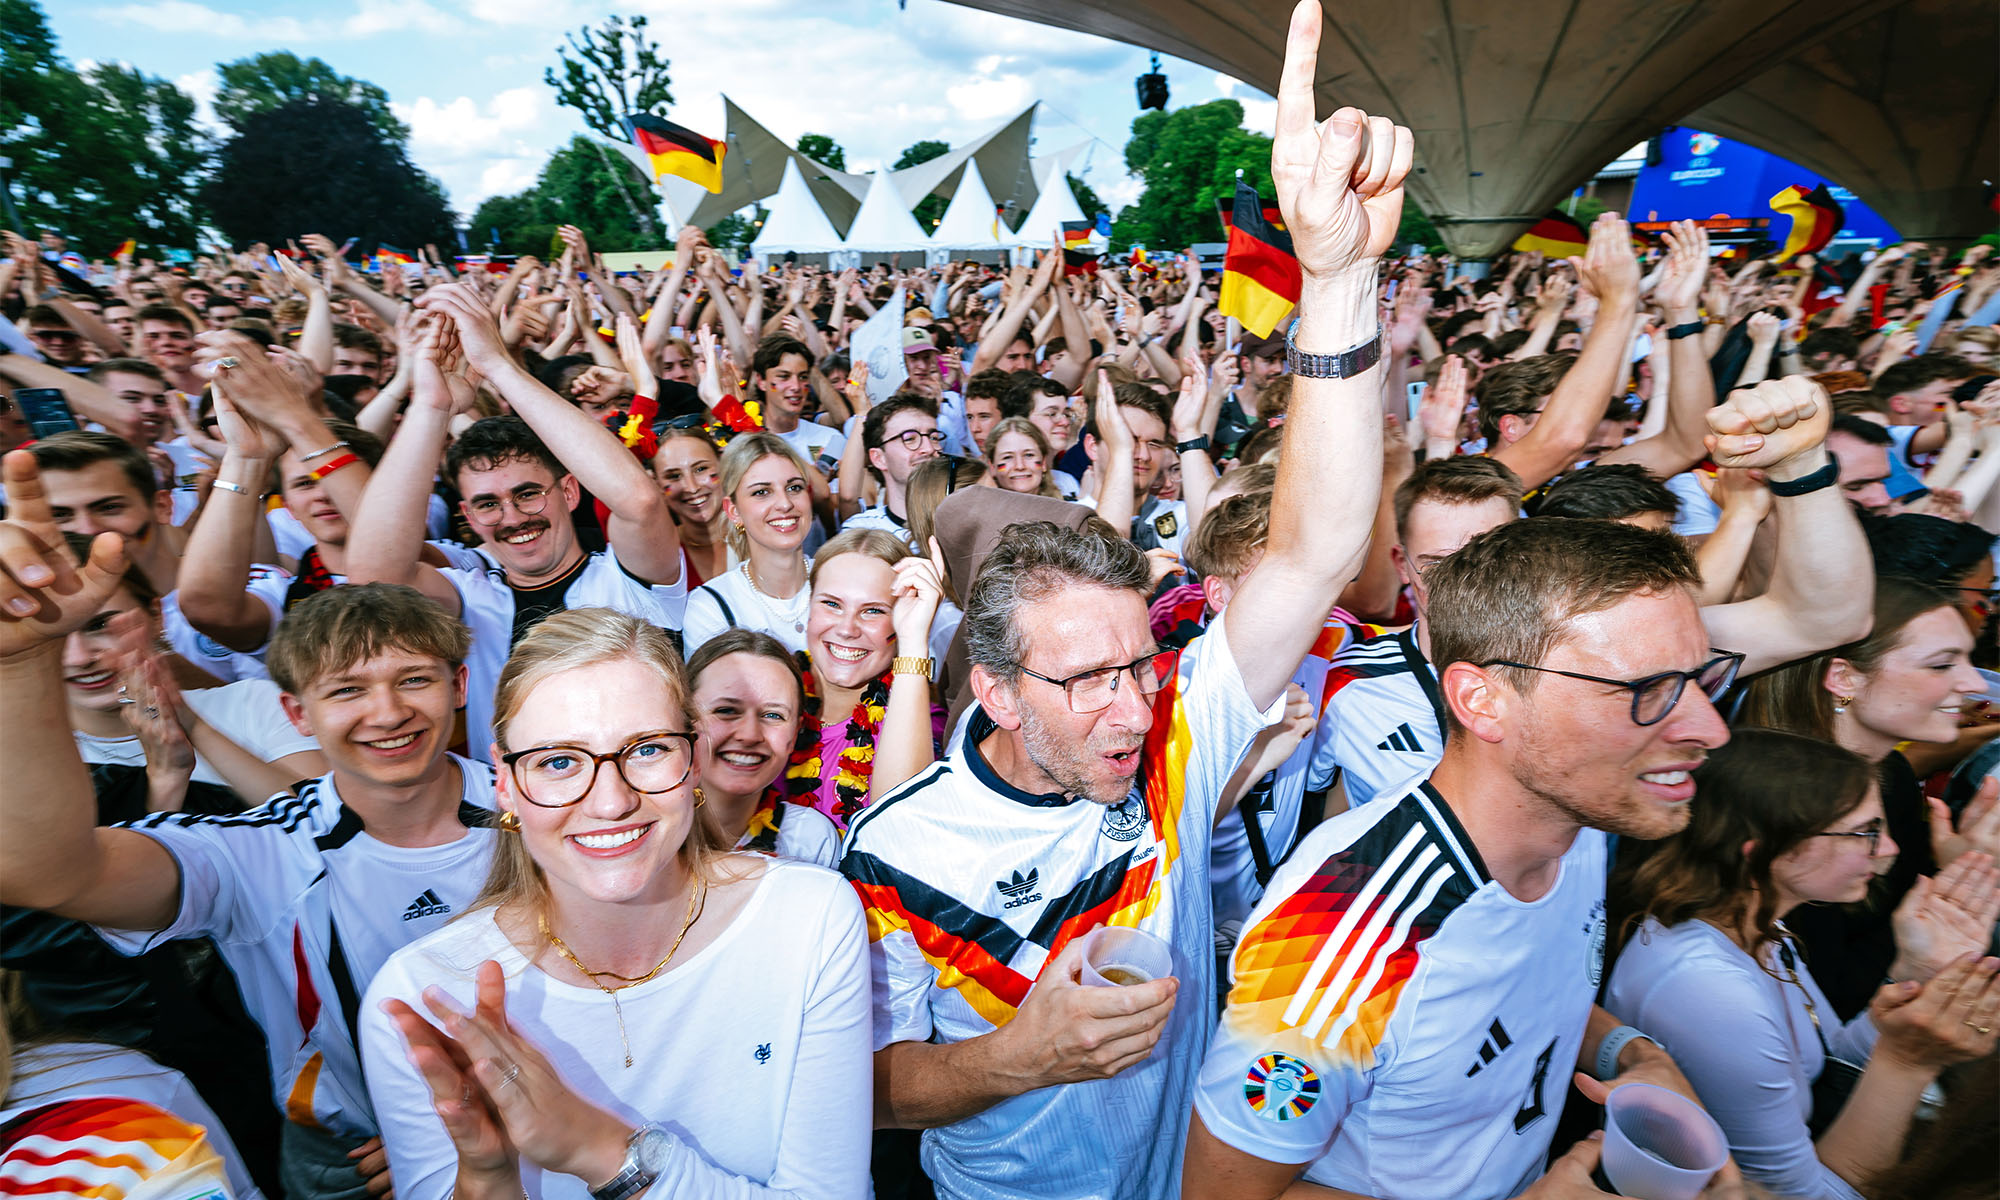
3;5;2000;1199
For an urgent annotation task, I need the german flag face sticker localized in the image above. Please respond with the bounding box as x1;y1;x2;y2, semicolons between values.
1244;1051;1321;1121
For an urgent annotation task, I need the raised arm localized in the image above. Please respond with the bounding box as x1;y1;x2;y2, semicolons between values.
0;452;182;931
1492;214;1641;490
1700;377;1872;673
1221;19;1408;711
0;354;136;441
277;252;334;374
345;317;465;613
873;546;945;800
419;284;681;586
303;234;407;329
1600;220;1718;477
174;382;286;652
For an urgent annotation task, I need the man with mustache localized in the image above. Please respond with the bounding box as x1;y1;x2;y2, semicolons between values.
346;285;681;757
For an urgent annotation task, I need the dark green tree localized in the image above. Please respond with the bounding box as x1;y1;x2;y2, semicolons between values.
545;14;673;140
795;134;846;171
0;2;207;250
215;52;408;142
204;97;454;252
1109;99;1272;250
1396;197;1443;254
706;207;766;259
469;136;664;257
896;140;952;229
1067;173;1107;224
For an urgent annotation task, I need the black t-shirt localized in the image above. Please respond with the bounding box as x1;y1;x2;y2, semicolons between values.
1787;751;1935;1020
507;554;592;645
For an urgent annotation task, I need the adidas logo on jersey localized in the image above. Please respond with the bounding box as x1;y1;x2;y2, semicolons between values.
1465;1018;1513;1077
996;868;1043;909
1376;722;1426;753
402;889;451;921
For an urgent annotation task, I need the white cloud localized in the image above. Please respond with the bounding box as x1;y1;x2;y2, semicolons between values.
174;67;225;134
99;0;456;40
1213;72;1277;135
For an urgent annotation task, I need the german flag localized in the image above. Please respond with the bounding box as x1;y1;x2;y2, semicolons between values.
1218;194;1286;234
1218;179;1299;338
1511;211;1589;258
623;113;726;194
375;244;415;267
1062;248;1101;276
112;238;136;259
1061;220;1093;247
1770;183;1843;262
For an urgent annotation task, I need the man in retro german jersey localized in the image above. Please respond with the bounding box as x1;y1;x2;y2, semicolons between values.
841;16;1414;1194
0;485;496;1200
1186;516;1757;1199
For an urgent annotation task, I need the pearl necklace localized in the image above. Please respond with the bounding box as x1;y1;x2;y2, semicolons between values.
741;561;807;633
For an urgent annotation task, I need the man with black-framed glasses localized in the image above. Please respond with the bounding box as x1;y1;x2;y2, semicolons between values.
843;394;942;546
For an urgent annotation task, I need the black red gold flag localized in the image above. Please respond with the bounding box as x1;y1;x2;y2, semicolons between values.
1218;179;1299;338
624;113;726;193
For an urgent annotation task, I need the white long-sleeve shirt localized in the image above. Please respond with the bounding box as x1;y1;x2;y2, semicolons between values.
1605;917;1877;1200
360;857;871;1199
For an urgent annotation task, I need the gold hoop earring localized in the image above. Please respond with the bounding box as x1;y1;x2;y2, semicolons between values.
693;785;705;809
497;809;521;832
1832;696;1851;715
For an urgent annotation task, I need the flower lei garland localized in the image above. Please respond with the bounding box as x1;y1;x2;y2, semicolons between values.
784;652;892;827
740;787;785;854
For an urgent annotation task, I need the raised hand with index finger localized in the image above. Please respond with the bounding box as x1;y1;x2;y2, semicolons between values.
0;452;129;657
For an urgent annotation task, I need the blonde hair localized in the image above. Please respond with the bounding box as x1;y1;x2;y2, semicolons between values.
982;417;1059;498
906;455;990;562
476;608;725;913
719;432;812;559
808;527;910;591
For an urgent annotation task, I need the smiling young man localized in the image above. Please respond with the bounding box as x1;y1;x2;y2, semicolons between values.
753;333;845;475
0;484;494;1200
840;26;1410;1195
135;303;204;395
346;285;681;756
1185;519;1726;1200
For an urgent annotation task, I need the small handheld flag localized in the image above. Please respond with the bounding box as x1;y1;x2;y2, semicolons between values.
112;238;136;259
1511;211;1589;258
1218;179;1300;339
1769;183;1844;263
1061;220;1093;247
623;113;726;194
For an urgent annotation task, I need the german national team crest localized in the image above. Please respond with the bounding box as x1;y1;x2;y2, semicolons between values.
1244;1052;1320;1121
1100;793;1146;842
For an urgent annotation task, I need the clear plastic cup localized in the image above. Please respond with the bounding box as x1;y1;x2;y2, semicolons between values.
1078;926;1174;988
1600;1083;1729;1200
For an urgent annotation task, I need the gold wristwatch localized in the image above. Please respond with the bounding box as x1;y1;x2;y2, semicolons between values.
891;656;934;677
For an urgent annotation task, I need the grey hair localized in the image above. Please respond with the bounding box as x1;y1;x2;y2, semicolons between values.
962;518;1150;680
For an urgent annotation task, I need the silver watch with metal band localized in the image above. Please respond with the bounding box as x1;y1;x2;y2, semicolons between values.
589;1125;673;1200
1285;324;1385;379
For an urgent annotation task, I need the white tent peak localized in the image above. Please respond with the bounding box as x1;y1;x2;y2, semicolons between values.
929;160;1006;251
750;159;846;256
1006;168;1086;248
841;171;933;254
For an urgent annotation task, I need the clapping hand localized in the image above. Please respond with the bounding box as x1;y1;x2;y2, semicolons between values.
1930;780;2000;867
1270;1;1413;280
1889;851;2000;983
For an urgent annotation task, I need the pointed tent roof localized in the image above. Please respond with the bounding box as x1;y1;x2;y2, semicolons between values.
889;105;1041;218
1005;166;1085;248
928;160;1007;252
667;96;869;233
842;171;933;254
750;159;847;255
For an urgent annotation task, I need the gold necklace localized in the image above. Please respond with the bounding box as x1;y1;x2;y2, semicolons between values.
538;875;708;1068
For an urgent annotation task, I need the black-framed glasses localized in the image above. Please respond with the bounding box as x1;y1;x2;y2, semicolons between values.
888;429;947;452
1019;649;1178;714
500;730;697;807
1811;817;1885;854
1474;651;1745;726
465;485;552;525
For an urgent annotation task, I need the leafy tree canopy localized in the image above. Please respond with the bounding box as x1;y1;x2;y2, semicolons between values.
893;140;951;170
795;134;846;171
470;136;664;256
1109;100;1273;250
216;52;408;143
546;14;672;140
0;0;206;251
204;97;454;252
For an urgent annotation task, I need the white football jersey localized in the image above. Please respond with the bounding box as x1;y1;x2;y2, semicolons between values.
1307;627;1445;804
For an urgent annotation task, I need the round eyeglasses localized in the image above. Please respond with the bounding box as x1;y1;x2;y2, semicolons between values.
500;730;697;807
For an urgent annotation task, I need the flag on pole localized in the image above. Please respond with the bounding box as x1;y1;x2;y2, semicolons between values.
111;239;136;259
1218;195;1286;234
623;113;726;193
1770;183;1844;262
1217;179;1300;338
1511;211;1589;258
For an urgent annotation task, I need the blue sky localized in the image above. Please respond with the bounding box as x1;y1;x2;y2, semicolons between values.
49;0;1280;218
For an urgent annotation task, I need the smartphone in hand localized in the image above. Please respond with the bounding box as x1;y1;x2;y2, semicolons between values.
14;388;79;438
